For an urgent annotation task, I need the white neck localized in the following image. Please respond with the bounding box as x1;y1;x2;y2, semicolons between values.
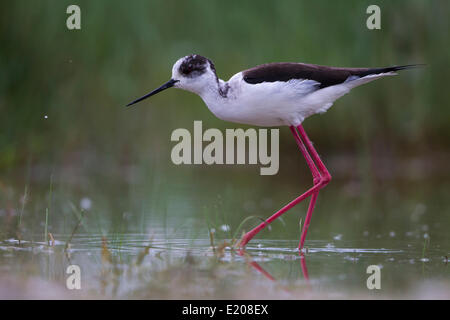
198;78;229;103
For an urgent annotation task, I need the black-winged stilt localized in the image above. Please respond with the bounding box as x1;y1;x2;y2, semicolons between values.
127;54;420;251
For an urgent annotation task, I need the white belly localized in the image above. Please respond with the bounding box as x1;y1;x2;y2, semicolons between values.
203;78;331;126
200;72;392;127
213;100;297;127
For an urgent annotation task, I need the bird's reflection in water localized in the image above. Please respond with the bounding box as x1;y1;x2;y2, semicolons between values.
299;253;309;281
247;260;275;281
239;249;310;283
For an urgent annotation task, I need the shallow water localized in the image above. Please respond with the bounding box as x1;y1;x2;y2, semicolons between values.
0;164;449;298
0;230;448;299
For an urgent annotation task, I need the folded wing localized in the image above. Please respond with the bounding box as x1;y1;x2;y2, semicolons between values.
242;62;420;89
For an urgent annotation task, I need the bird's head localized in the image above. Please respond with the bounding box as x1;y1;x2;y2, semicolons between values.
127;54;217;107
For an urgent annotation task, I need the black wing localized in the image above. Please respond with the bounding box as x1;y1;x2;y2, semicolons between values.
242;63;419;88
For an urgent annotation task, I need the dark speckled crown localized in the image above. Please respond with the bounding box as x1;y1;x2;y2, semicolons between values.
179;55;216;77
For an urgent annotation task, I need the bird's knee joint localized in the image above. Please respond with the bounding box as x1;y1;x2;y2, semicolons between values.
320;174;331;186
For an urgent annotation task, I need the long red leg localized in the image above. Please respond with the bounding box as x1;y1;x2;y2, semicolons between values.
299;192;319;249
296;125;331;249
239;125;330;250
290;127;321;183
291;127;321;249
297;125;331;180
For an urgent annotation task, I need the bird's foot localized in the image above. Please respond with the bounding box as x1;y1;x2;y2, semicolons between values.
237;231;254;255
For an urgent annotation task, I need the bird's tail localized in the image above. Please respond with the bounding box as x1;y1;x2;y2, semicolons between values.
343;64;424;89
363;64;425;76
308;64;424;114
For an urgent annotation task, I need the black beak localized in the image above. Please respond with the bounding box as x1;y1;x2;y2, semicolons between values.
126;79;179;107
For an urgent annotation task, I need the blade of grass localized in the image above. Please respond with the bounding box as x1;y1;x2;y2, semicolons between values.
44;208;49;244
17;185;28;243
231;215;270;241
45;174;53;244
18;185;28;230
65;207;86;251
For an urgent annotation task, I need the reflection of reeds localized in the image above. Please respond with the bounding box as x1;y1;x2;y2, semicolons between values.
135;244;150;266
421;235;431;274
209;228;215;253
422;235;430;260
101;237;112;264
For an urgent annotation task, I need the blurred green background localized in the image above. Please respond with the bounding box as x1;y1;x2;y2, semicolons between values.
0;0;449;238
0;0;449;299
